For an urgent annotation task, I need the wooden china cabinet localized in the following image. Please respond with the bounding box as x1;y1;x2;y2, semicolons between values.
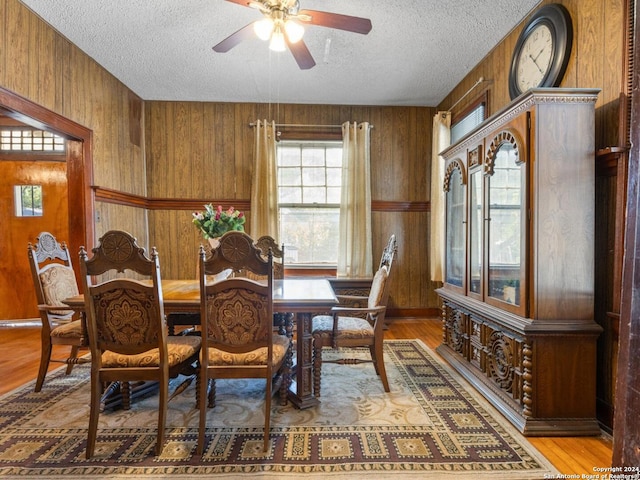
436;88;602;436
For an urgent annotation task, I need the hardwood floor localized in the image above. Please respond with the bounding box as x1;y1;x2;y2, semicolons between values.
0;317;613;474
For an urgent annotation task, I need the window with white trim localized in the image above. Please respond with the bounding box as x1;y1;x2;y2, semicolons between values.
277;140;342;265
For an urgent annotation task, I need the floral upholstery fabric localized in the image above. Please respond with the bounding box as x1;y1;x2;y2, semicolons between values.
51;319;84;338
40;265;79;316
312;315;374;341
368;265;388;308
207;334;290;366
101;335;201;368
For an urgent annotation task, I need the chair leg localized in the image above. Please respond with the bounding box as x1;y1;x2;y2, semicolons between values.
312;337;323;397
207;378;216;408
121;381;131;410
371;343;390;392
264;378;272;452
65;345;80;375
86;371;102;459
197;368;209;455
279;341;293;406
195;371;201;409
155;379;168;456
35;335;53;392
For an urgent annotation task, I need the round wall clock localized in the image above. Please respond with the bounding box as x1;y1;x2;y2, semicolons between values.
508;4;573;100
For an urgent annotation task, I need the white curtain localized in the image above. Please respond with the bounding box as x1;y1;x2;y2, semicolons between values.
429;111;451;282
337;121;372;278
251;119;279;241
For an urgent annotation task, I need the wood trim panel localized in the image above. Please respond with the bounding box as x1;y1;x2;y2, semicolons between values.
93;186;429;213
614;0;640;464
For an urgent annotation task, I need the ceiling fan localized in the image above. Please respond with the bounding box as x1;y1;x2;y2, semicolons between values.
213;0;372;70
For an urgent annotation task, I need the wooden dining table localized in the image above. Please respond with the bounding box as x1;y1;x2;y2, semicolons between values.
64;278;338;409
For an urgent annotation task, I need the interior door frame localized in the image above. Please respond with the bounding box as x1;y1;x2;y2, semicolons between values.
0;86;94;271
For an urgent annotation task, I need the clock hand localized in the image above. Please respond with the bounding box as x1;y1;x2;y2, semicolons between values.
532;47;546;62
528;54;545;75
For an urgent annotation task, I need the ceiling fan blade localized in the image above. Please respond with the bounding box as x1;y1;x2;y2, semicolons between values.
223;0;253;7
297;9;372;34
213;23;255;52
287;38;316;69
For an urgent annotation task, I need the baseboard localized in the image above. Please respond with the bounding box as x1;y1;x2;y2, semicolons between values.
0;318;40;328
387;307;440;319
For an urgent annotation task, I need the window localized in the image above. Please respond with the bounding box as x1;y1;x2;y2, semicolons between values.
14;185;43;217
277;141;342;265
1;128;65;152
450;100;486;144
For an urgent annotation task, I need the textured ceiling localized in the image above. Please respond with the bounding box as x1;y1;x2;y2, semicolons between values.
19;0;541;107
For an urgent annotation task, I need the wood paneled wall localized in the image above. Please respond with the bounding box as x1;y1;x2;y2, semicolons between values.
438;0;626;150
0;0;148;247
145;102;438;313
2;0;628;318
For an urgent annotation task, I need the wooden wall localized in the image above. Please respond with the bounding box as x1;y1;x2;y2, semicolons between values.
438;0;627;149
2;0;629;319
0;0;148;247
145;102;438;314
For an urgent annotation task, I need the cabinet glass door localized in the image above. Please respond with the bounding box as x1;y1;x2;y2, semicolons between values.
487;143;522;306
445;167;465;287
469;169;483;295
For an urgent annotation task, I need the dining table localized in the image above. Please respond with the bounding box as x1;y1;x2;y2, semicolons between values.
64;277;338;409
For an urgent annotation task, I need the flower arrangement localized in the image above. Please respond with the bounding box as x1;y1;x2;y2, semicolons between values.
192;204;245;239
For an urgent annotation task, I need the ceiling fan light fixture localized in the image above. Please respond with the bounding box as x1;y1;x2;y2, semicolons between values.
284;19;304;43
269;24;286;51
254;18;274;41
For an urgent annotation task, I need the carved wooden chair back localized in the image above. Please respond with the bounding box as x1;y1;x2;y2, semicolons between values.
253;235;285;279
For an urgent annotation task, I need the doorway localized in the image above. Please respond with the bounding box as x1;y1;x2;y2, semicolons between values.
0;87;94;322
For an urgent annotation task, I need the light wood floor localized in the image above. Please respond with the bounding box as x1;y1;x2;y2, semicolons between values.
0;317;613;474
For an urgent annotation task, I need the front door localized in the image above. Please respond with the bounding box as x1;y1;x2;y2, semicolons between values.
0;129;69;320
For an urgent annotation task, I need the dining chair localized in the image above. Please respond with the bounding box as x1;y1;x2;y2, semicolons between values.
79;230;201;458
252;235;290;336
27;231;89;392
311;234;398;396
197;230;291;454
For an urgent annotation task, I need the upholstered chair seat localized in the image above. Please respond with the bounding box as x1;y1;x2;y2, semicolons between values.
206;334;289;366
102;336;201;368
312;315;374;341
50;320;85;338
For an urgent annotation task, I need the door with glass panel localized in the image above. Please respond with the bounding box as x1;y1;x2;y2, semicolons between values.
467;167;484;300
484;130;527;316
444;159;466;293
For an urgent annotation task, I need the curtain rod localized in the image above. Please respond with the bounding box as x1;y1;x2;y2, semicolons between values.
249;122;374;129
448;76;486;111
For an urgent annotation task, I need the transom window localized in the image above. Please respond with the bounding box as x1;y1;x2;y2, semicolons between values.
277;141;342;265
450;102;485;144
1;128;65;152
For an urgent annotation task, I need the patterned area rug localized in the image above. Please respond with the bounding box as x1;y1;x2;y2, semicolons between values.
0;340;557;479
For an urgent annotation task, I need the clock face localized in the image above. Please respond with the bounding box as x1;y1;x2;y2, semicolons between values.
508;4;572;100
516;24;553;92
